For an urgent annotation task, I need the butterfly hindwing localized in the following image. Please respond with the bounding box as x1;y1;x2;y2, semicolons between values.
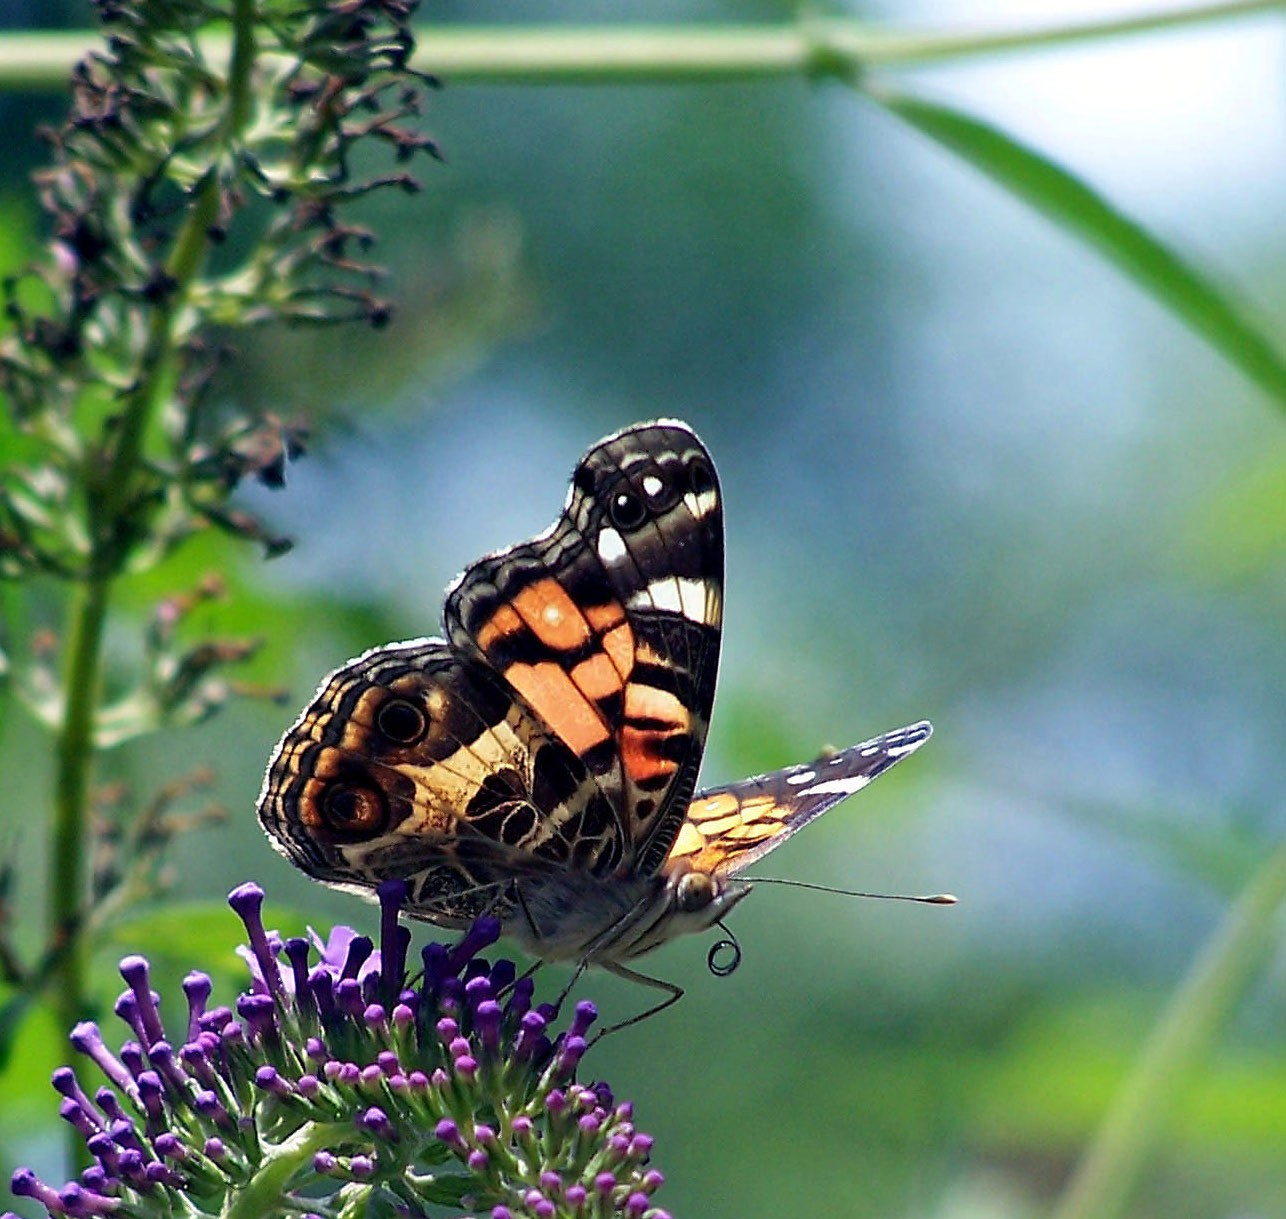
444;420;723;875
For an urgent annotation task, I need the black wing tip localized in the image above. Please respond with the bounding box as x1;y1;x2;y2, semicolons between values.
842;719;932;755
900;719;933;743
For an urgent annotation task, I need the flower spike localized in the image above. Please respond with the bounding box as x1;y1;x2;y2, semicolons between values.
7;882;670;1219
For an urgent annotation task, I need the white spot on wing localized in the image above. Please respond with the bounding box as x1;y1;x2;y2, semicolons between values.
630;577;716;624
685;488;719;519
597;527;629;566
798;775;874;798
679;577;710;622
786;770;816;785
635;579;681;614
642;474;664;499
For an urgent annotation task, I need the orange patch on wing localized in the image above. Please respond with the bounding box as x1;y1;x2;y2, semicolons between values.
667;835;738;876
635;640;668;667
505;661;610;756
666;792;789;874
511;578;593;652
342;688;383;740
618;681;689;786
740;795;778;819
299;783;326;828
726;820;781;841
600;622;635;679
477;603;523;651
570;652;625;702
688;811;740;836
620;725;679;787
688;791;738;823
585;601;626;632
667;820;706;861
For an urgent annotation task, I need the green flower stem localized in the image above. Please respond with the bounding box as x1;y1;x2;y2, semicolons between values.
96;175;219;529
48;575;109;1040
44;0;257;1168
0;1;1278;91
1051;838;1286;1219
225;0;256;137
225;1121;357;1219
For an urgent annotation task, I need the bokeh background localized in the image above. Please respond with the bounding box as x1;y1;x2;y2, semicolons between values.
1;2;1284;1217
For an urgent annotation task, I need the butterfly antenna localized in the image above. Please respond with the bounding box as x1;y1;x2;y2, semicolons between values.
707;921;742;977
752;877;957;904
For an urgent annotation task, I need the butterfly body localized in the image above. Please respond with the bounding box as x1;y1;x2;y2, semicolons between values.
259;420;931;976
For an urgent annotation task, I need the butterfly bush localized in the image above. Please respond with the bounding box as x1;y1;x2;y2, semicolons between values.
6;882;669;1219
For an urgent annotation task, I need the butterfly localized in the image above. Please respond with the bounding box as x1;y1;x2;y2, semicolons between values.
258;420;938;1019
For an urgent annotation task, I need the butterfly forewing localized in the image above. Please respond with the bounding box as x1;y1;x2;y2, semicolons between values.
443;421;723;876
666;721;933;879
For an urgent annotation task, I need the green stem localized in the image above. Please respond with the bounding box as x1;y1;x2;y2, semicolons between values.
47;174;215;1178
408;1;1281;82
226;1122;357;1219
96;178;220;528
1050;839;1286;1219
0;1;1277;90
48;577;109;1036
225;0;256;137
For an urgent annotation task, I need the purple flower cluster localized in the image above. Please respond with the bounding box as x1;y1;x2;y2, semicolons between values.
6;881;669;1219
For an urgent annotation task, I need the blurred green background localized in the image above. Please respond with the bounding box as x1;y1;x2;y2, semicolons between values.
1;2;1284;1217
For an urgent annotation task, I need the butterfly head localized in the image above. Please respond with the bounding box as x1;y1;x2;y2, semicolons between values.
664;863;752;941
599;862;753;964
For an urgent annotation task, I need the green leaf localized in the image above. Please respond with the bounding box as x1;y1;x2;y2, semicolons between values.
413;1140;453;1168
867;88;1286;409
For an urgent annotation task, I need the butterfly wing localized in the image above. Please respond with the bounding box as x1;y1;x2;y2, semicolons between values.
258;420;723;932
444;419;724;877
257;637;600;926
666;721;933;878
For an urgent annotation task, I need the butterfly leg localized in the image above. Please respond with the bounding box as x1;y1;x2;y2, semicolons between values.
545;957;591;1022
487;958;543;1005
589;963;684;1044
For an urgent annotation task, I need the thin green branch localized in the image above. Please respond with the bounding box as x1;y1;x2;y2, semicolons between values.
1050;839;1286;1219
224;0;256;137
48;577;109;1046
0;1;1278;91
225;1122;355;1219
96;176;220;533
